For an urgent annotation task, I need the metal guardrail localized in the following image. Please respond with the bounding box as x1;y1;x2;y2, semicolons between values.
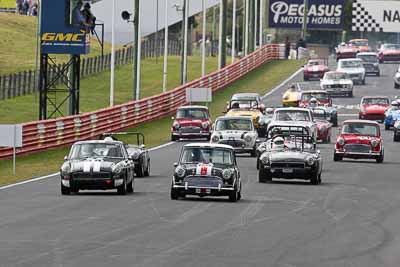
0;44;286;159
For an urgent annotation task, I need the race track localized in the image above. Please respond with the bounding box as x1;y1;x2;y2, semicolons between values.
1;62;400;267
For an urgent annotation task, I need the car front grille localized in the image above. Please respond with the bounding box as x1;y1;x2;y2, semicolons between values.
72;172;111;179
326;84;346;89
219;139;246;148
180;126;201;134
183;176;224;187
344;144;371;153
271;162;305;169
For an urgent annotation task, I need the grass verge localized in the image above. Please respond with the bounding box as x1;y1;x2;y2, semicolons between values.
0;55;219;124
0;60;304;186
0;0;14;8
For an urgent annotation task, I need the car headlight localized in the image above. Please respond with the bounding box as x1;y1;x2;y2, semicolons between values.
371;139;379;147
173;121;180;129
211;135;220;143
175;166;186;178
306;155;315;165
61;163;71;174
112;164;123;174
201;122;209;129
258;143;267;153
395;121;400;128
244;134;253;143
283;96;289;101
338;137;345;146
260;154;269;165
130;150;140;160
222;169;233;180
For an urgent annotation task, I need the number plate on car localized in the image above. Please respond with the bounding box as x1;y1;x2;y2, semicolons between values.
196;188;211;194
282;168;293;173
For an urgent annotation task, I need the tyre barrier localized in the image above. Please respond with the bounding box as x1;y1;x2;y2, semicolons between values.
0;44;285;159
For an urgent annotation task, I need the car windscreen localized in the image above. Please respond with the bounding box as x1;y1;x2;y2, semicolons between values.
362;98;389;105
351;40;368;47
307;61;320;66
70;143;124;159
215;118;252;131
357;55;378;62
340;61;363;68
301;93;329;102
180;147;233;165
342;123;379;136
275;110;310;122
176;109;208;119
383;44;400;50
312;109;327;119
324;72;348;80
230;100;259;109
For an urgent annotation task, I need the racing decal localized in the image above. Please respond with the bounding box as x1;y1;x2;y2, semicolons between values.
196;164;213;176
83;161;91;173
93;161;102;173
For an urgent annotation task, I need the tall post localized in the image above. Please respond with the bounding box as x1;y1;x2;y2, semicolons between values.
231;0;236;63
109;0;115;107
201;0;207;76
254;0;257;49
182;0;188;84
212;6;216;57
301;0;308;39
156;0;159;62
244;0;249;56
135;1;142;100
248;0;255;53
133;0;140;100
162;0;169;92
259;0;263;47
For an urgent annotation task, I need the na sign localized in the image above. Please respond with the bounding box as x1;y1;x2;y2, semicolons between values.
352;0;400;33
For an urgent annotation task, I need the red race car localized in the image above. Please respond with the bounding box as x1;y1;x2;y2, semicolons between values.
311;108;332;143
334;120;384;163
359;96;390;122
171;105;212;141
348;39;371;53
336;45;358;61
303;59;329;81
378;43;400;63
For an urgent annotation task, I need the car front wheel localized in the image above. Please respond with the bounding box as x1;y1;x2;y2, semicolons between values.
333;153;342;162
229;185;239;202
376;151;384;163
117;178;127;195
170;183;179;200
310;172;319;185
258;167;272;183
61;183;70;195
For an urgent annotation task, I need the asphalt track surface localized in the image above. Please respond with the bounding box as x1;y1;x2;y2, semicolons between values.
1;62;400;267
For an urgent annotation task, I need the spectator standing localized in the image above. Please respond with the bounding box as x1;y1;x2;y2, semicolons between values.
23;0;29;15
285;36;290;59
72;0;89;27
30;2;38;16
81;3;96;34
16;0;24;14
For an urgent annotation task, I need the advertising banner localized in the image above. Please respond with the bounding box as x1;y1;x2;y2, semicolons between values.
352;0;400;33
268;0;345;30
40;0;90;54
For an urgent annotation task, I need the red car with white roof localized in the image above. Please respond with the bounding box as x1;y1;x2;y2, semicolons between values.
336;45;358;61
171;106;212;141
359;96;390;122
303;59;329;81
348;39;371;53
334;120;384;163
378;43;400;63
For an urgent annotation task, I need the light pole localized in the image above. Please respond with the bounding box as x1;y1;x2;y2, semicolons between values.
301;0;308;39
174;1;188;85
110;0;116;107
201;0;207;76
163;0;169;92
231;0;236;63
244;0;249;56
254;0;257;50
259;0;263;47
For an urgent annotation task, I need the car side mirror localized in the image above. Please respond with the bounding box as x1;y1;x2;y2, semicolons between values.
64;156;69;161
173;162;178;167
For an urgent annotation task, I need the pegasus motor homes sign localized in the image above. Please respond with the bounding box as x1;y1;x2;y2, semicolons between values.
268;0;345;30
352;0;400;32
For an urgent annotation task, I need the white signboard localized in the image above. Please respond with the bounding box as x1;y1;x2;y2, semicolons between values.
352;0;400;32
0;125;22;148
186;88;212;103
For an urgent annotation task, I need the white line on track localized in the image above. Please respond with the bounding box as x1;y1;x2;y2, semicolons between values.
0;142;177;191
262;67;303;99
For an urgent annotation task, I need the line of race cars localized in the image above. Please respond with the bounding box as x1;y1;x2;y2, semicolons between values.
59;39;400;202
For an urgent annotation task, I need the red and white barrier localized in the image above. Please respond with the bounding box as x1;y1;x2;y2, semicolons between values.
0;44;285;159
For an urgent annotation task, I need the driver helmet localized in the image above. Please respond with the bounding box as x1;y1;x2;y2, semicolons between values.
231;102;240;109
191;149;204;162
289;84;296;91
272;137;285;150
265;107;274;115
309;97;318;108
391;100;399;109
104;136;114;142
271;127;282;138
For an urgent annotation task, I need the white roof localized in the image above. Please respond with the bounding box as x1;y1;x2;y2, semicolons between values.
338;58;362;62
183;143;233;150
178;105;209;110
274;107;310;112
357;52;377;56
343;119;379;125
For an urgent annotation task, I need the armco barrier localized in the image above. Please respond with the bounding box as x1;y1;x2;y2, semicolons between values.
0;44;286;159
